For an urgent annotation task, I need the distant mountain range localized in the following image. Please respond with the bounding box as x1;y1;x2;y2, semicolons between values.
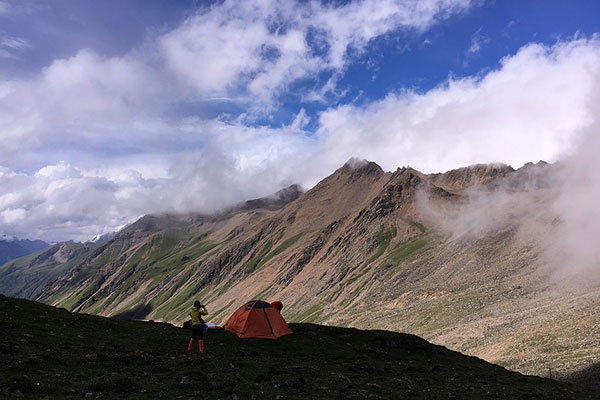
1;158;599;382
0;237;49;265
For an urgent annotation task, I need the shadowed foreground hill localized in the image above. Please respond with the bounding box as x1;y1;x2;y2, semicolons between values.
0;295;596;399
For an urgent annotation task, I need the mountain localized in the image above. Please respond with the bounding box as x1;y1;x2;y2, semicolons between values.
0;242;98;299
0;294;596;399
6;158;600;380
88;232;116;244
240;184;303;211
0;237;49;265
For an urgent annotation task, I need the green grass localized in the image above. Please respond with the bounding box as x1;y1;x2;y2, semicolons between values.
152;283;205;321
73;232;220;315
346;266;371;286
410;221;427;233
340;279;372;308
256;232;304;270
246;241;273;273
388;237;429;266
291;302;324;323
361;224;397;270
0;242;97;300
253;285;277;301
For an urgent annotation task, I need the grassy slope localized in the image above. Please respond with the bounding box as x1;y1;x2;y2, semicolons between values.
0;242;95;299
0;295;596;400
41;228;221;321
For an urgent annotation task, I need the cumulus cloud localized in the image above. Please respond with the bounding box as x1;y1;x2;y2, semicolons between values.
0;49;171;162
311;36;600;177
2;2;600;244
0;0;475;162
159;0;474;106
0;160;172;242
545;86;600;279
0;0;480;240
3;36;600;242
0;118;314;241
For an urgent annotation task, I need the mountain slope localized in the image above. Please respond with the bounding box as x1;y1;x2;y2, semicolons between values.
0;238;49;265
8;158;598;379
0;242;97;299
0;295;595;399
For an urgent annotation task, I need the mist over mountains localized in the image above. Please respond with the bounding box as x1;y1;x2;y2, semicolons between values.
2;156;600;382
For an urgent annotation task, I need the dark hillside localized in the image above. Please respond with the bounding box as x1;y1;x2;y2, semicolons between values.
0;295;595;399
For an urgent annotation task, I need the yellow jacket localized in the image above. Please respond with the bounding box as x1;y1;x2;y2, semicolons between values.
188;306;208;328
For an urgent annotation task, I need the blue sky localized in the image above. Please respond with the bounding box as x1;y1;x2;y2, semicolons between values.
1;0;600;241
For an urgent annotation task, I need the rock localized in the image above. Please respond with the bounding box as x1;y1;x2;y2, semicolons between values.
180;376;192;385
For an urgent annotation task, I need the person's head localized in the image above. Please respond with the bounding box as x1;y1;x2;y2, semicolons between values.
193;300;200;308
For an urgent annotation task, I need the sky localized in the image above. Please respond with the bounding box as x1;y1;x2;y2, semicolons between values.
1;0;600;242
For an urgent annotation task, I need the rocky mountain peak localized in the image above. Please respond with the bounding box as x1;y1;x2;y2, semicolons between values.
337;158;384;181
427;163;515;192
273;184;304;203
241;184;304;211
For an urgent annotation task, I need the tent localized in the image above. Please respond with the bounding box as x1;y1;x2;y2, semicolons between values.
224;300;293;339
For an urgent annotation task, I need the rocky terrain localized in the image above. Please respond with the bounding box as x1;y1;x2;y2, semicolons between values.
2;158;599;381
1;294;596;399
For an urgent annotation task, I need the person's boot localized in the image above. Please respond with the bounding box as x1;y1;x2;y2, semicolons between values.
188;338;194;351
198;340;204;353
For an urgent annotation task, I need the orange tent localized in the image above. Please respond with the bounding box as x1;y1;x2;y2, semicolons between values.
224;300;293;339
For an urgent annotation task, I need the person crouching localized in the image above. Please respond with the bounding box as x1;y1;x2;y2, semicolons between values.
188;300;208;353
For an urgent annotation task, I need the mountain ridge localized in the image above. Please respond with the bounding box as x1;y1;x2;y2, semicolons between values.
2;158;599;381
0;238;49;265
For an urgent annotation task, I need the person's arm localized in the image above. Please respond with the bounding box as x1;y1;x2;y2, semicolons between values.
199;306;208;315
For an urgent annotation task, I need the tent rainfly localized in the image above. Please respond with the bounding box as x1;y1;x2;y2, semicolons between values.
224;300;293;339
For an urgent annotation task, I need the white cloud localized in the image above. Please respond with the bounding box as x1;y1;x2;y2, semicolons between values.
159;0;474;106
467;27;490;54
546;83;600;277
3;36;600;241
4;2;600;244
312;37;600;175
0;35;30;59
0;0;474;161
0;117;315;241
1;36;29;50
0;49;171;160
289;108;310;131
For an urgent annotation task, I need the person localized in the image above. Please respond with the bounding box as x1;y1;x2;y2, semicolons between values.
187;300;208;353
